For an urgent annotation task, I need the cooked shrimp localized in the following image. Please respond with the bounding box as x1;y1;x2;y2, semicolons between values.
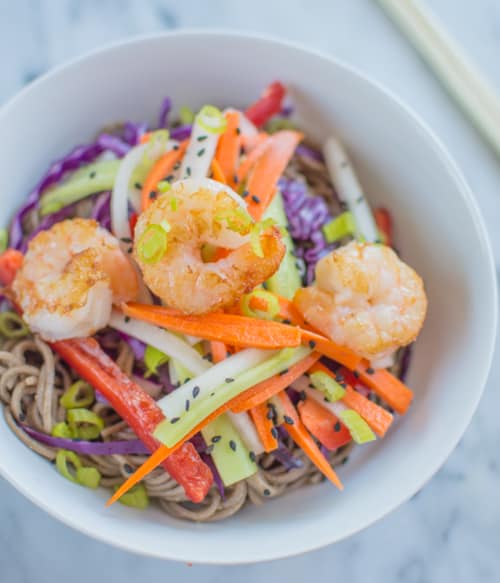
295;241;427;361
13;218;139;341
134;178;285;314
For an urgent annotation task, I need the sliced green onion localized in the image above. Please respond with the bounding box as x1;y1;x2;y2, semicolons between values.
137;224;168;264
310;371;346;402
51;422;74;439
144;345;169;377
66;408;104;440
56;449;82;483
250;218;276;258
158;180;171;193
0;312;30;339
0;228;8;253
265;118;298;133
339;409;376;444
60;380;95;410
197;105;227;135
322;211;356;243
115;482;149;509
76;466;101;489
160;220;171;233
39;160;120;216
179;105;195;125
155;346;311;447
169;196;178;210
215;208;252;234
200;243;217;263
201;414;257;486
241;290;280;321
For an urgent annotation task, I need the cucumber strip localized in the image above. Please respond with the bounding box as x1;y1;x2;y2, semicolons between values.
39;160;120;215
309;370;346;402
263;192;302;299
201;414;257;486
154;346;311;447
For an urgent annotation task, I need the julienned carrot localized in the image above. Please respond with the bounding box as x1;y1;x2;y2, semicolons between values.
215;111;240;181
0;249;24;286
210;340;228;364
121;303;302;349
300;329;362;371
311;362;393;437
230;351;321;412
356;362;413;415
246;130;304;220
297;398;351;450
374;208;393;247
277;392;343;490
249;403;278;452
234;138;270;186
241;132;268;153
211;159;227;184
244;292;305;326
141;140;188;210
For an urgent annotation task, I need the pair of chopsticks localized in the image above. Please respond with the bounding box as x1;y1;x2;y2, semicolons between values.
376;0;500;159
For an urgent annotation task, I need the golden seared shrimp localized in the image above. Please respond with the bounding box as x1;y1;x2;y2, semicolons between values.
134;178;285;314
295;241;427;361
13;218;139;341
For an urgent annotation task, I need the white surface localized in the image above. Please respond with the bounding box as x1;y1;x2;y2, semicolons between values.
0;0;499;580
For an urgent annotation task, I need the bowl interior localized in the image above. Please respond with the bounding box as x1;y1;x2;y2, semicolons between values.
0;32;495;563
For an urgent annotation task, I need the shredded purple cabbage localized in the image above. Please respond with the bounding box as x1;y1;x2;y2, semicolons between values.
123;121;148;146
115;331;146;360
96;134;130;157
280;177;336;284
190;433;225;499
295;143;324;162
273;447;304;470
157;364;177;395
158;97;172;129
170;124;192;140
399;345;413;383
90;191;112;231
21;425;149;455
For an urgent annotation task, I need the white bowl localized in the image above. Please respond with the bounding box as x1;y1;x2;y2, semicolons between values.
0;31;496;564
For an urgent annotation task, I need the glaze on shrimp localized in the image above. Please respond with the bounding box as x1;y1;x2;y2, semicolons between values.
294;241;427;361
12;218;139;341
133;179;285;314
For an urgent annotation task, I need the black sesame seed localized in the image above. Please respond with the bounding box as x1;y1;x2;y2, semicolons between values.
334;421;342;432
282;319;291;325
241;190;249;198
206;444;215;454
226;351;232;358
124;316;130;323
366;367;375;375
229;440;237;452
173;382;180;389
339;382;347;388
134;182;142;190
197;148;206;157
18;412;26;422
263;488;271;496
173;144;179;150
233;174;239;184
149;191;157;200
185;399;190;412
336;374;344;383
262;280;268;290
279;368;289;376
308;340;317;349
210;392;215;397
271;427;278;439
284;415;294;425
240;146;245;156
127;247;133;254
299;390;306;401
120;237;133;244
186;166;192;177
197;135;208;142
225;377;234;383
266;408;274;420
202;353;213;362
249;451;256;462
211;435;222;443
184;378;191;384
89;171;96;179
353;371;360;379
170;417;180;424
356;195;364;204
165;174;174;182
123;463;134;474
192;386;200;398
251;195;261;204
236;127;241;135
341;456;349;465
173;162;181;170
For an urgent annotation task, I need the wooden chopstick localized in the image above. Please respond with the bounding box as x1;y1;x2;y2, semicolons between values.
377;0;500;158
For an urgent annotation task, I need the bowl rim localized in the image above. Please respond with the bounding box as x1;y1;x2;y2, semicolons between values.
0;29;497;564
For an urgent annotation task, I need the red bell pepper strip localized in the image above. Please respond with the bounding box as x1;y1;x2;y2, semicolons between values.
0;249;24;286
297;397;351;450
52;338;214;504
245;81;287;127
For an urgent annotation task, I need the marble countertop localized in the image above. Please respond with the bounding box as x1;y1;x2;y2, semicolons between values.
1;1;499;581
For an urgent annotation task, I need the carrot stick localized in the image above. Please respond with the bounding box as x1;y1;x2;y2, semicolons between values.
297;398;351;450
121;303;302;349
210;159;227;184
214;111;240;181
244;292;305;326
141;140;188;210
234;137;270;186
210;340;228;364
312;363;393;437
241;132;268;154
277;392;343;490
230;351;321;412
248;403;278;452
246;130;303;220
300;329;362;371
356;361;413;415
374;208;393;247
